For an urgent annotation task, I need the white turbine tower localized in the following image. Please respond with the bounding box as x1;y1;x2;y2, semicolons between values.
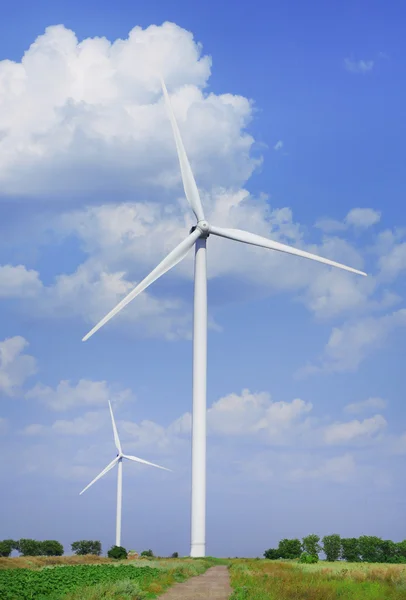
82;78;367;557
79;400;171;547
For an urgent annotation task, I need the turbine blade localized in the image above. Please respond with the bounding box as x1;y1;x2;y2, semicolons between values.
79;457;119;495
123;454;172;472
161;77;205;222
209;225;367;277
82;228;201;341
108;400;122;453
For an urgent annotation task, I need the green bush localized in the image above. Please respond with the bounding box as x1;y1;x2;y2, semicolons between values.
71;540;102;556
299;551;319;564
277;539;302;559
263;548;281;560
171;552;179;558
107;545;128;560
140;549;154;557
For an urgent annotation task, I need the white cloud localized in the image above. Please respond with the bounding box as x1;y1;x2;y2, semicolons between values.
344;58;374;74
290;454;356;483
0;336;37;396
25;378;131;411
323;415;387;444
345;208;381;228
0;265;43;298
344;397;387;414
300;308;406;374
273;140;283;151
315;208;381;233
206;389;312;441
0;23;258;197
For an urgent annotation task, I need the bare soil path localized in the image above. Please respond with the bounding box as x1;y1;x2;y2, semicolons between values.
158;565;232;599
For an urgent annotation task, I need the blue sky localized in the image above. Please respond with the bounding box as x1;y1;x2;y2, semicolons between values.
0;0;405;558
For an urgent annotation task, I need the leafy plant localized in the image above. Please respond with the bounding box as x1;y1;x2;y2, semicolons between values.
299;551;319;564
140;549;154;557
171;552;179;558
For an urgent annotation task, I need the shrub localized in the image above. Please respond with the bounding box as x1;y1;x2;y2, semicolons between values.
171;552;179;558
107;545;128;560
140;549;154;557
263;548;281;560
39;540;64;556
322;534;341;562
299;551;319;564
71;540;102;556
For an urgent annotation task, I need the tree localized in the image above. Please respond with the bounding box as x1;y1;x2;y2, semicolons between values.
341;538;360;562
39;540;64;556
358;536;383;563
71;540;102;556
140;549;154;557
277;539;302;559
17;539;42;556
302;534;321;558
0;540;17;558
264;548;281;560
379;540;397;563
107;545;128;560
322;534;341;562
171;552;179;558
396;540;406;559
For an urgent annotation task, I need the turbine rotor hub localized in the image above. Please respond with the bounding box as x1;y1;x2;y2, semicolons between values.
197;220;210;238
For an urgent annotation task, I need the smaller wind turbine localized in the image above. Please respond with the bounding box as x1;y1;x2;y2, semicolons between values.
80;400;171;547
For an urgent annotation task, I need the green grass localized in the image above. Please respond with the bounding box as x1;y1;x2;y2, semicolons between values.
229;560;406;599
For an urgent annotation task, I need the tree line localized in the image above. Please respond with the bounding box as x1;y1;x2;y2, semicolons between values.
0;539;175;559
264;534;406;563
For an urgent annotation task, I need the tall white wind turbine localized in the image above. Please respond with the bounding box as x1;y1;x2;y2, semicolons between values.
82;78;367;557
79;400;171;547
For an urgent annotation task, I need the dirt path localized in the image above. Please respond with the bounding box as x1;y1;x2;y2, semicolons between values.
159;565;232;599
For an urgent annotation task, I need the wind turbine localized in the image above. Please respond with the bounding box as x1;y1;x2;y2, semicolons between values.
82;78;367;557
79;400;171;547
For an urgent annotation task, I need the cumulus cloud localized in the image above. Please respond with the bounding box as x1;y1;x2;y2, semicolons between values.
344;397;387;414
315;208;381;233
346;208;381;228
0;23;258;197
344;58;374;74
0;265;43;297
25;378;132;411
300;308;406;374
0;336;37;396
323;415;387;444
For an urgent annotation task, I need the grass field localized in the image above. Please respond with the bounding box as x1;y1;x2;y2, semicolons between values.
2;556;406;598
229;559;406;599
